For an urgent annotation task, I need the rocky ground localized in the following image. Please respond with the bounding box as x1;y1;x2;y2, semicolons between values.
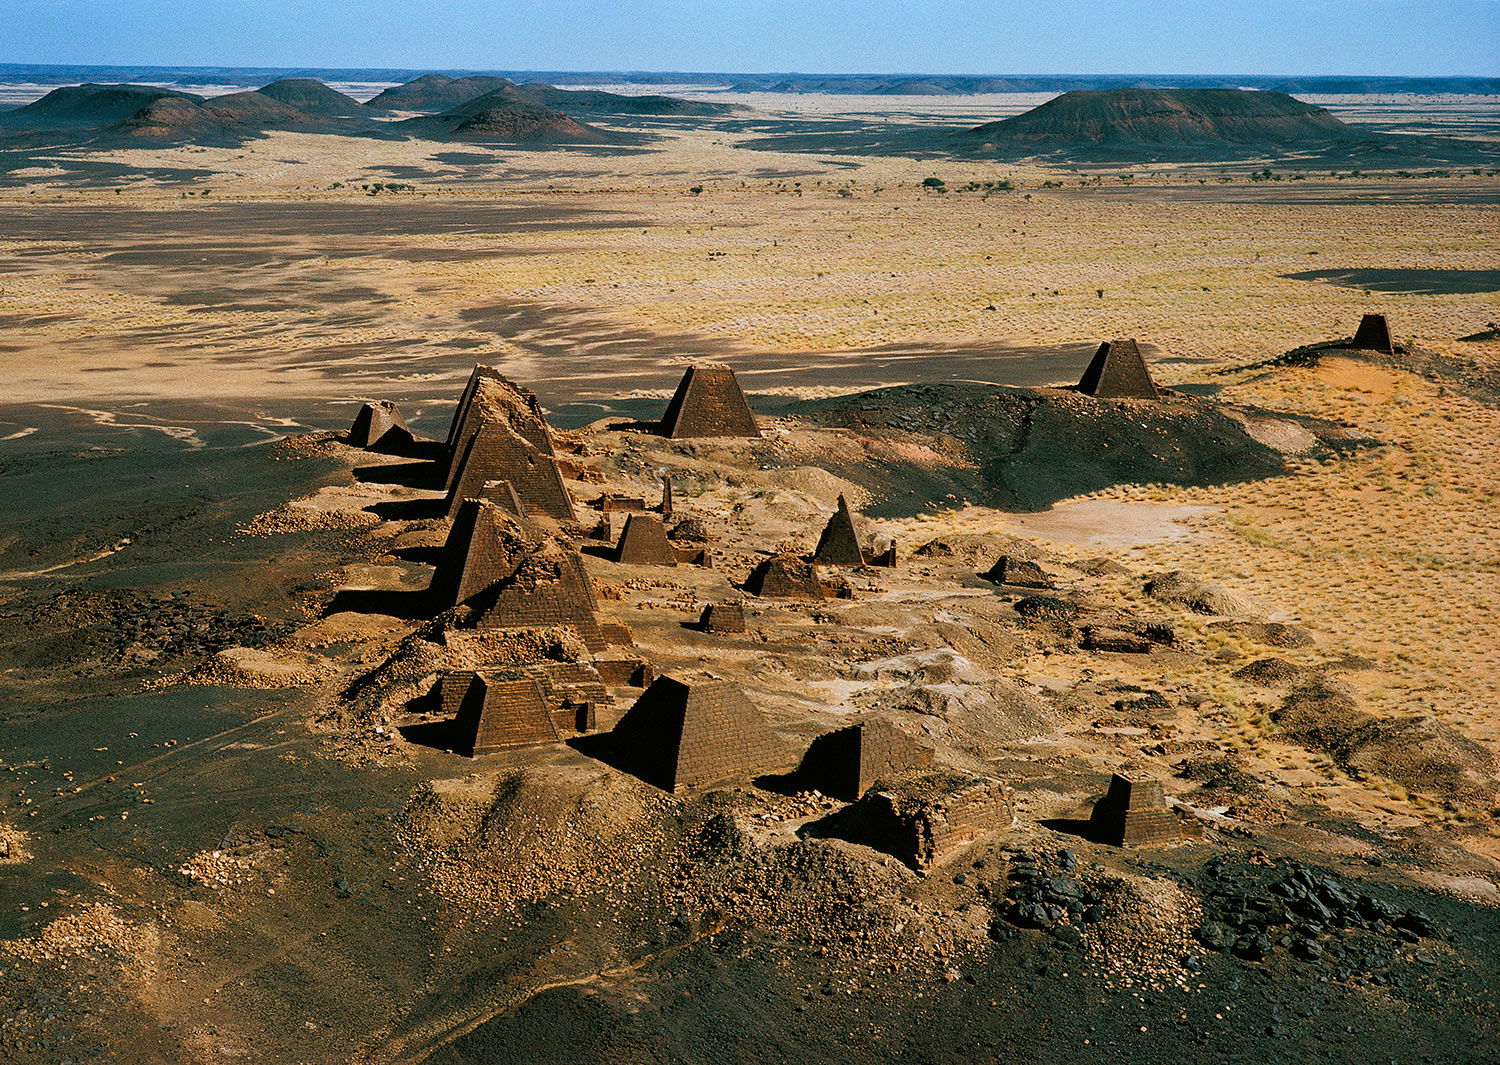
0;335;1495;1063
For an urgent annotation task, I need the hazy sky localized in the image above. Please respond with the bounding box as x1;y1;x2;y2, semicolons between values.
3;0;1497;75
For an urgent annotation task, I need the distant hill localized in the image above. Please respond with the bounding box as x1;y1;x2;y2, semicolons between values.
399;87;621;144
107;91;319;142
955;89;1359;156
366;74;515;112
0;83;202;129
515;84;738;117
257;78;369;118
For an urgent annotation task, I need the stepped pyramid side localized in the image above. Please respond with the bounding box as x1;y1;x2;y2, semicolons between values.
616;513;678;565
1089;773;1181;846
348;400;413;450
1077;339;1160;399
443;364;503;452
446;427;576;522
474;546;607;650
744;554;825;599
659;365;761;439
603;677;788;791
812;494;868;566
450;673;560;756
1351;313;1395;355
429;498;534;608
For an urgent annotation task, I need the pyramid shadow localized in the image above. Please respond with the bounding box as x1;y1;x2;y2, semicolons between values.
366;497;447;521
604;419;659;434
398;718;464;754
390;545;446;565
324;587;435;619
353;461;446;489
1038;817;1098;842
580;543;615;560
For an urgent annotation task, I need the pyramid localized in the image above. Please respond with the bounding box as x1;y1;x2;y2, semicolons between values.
700;601;747;634
477;479;528;521
658;365;761;439
601;676;789;791
443;364;504;453
1089;773;1181;846
348;400;413;450
744;554;825;599
1077;339;1160;399
1351;313;1395;355
793;719;933;801
446;427;576;522
615;513;678;565
428;498;534;608
442;671;560;756
473;543;609;650
812;494;868;566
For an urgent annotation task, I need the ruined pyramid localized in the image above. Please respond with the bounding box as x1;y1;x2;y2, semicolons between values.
744;554;826;599
600;676;789;791
1351;313;1395;355
1089;772;1181;846
471;542;610;650
347;400;413;451
658;365;761;439
428;498;536;608
793;719;934;801
1077;338;1160;399
443;375;575;522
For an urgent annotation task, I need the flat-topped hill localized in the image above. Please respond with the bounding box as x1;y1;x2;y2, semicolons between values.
955;88;1361;156
0;83;202;129
366;74;515;112
517;84;738;117
109;91;318;141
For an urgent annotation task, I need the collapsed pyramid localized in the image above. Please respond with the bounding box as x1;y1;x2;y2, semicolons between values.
348;400;413;451
744;554;826;599
1089;773;1181;846
793;719;933;802
599;676;789;791
1351;313;1395;355
1077;338;1160;399
658;365;761;439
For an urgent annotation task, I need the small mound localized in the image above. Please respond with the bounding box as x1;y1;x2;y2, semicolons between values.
109;91;318;141
366;74;515;112
401;87;620;144
257;78;369;118
1145;570;1265;618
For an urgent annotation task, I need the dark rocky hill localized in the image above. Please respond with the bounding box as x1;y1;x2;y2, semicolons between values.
0;83;202;129
107;91;319;142
400;87;622;144
257;78;370;118
366;74;515;112
516;84;739;116
959;89;1355;152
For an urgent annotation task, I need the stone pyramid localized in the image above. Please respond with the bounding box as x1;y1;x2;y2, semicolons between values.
478;479;528;521
602;676;789;791
1077;339;1160;399
472;543;608;650
615;513;678;565
1089;772;1181;846
794;719;933;801
812;494;868;566
348;400;413;450
442;671;560;756
1351;313;1395;355
837;770;1012;871
658;365;761;439
446;428;576;522
443;364;504;453
744;554;826;599
429;498;535;608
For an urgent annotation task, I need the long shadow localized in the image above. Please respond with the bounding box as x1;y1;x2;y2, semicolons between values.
1038;817;1099;842
366;497;447;521
352;461;446;489
390;545;446;566
398;718;465;755
324;587;435;619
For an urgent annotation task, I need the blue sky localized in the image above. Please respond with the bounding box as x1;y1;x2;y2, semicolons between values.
2;0;1496;75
